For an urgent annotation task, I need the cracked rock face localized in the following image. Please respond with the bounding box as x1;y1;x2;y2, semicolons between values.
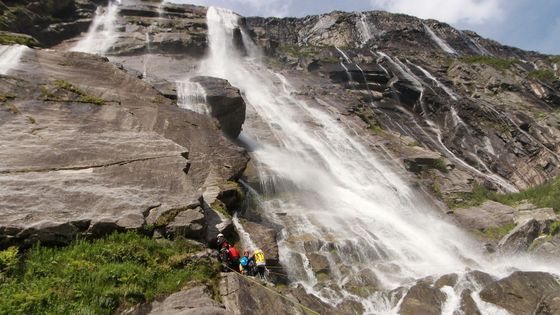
0;47;248;248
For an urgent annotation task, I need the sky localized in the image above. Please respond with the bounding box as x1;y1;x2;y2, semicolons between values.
170;0;560;55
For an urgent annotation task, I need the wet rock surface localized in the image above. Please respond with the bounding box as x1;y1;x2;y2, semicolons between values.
398;282;445;315
0;47;248;247
191;76;247;138
453;201;516;231
480;271;560;315
219;272;358;315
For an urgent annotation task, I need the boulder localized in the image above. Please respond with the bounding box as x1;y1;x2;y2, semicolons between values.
307;253;331;276
479;271;560;315
219;273;345;315
398;282;445;315
166;207;207;240
434;273;458;289
453;201;515;231
514;207;558;225
122;285;230;315
535;291;560;315
460;289;482;315
402;147;448;174
498;219;540;253
531;235;560;258
191;76;246;138
342;268;380;297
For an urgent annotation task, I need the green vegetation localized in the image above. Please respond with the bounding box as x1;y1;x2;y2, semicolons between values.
356;111;384;134
528;69;557;81
41;80;106;105
430;182;444;199
0;232;219;315
549;55;560;64
459;55;517;71
479;222;516;240
211;200;232;218
0;93;16;102
0;32;39;46
549;221;560;236
449;177;560;212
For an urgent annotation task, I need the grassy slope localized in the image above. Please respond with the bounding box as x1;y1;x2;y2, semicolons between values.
0;232;220;315
450;176;560;212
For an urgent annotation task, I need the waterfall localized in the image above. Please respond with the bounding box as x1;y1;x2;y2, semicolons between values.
423;24;458;56
232;213;258;251
176;80;209;114
357;13;373;47
0;45;29;75
71;0;121;55
460;31;493;56
199;6;560;312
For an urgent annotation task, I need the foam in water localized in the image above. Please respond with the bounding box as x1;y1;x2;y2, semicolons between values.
176;80;208;114
200;6;560;312
423;24;458;56
0;45;28;75
71;0;121;55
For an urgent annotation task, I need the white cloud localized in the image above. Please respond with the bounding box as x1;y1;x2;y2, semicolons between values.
369;0;504;25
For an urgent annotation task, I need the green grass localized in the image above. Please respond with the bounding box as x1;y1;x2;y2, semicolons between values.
459;55;517;71
480;222;516;240
41;80;106;105
0;93;16;102
0;232;220;315
549;56;560;64
550;221;560;236
449;177;560;212
528;69;557;81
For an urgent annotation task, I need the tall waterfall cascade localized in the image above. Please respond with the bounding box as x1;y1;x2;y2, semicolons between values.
196;6;560;314
71;0;121;55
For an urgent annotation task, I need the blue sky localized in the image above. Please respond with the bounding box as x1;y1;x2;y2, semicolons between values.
171;0;560;55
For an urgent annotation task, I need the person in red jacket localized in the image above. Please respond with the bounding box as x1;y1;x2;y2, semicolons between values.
228;245;240;271
216;233;241;272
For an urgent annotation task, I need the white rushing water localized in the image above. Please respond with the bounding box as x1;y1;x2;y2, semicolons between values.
0;45;29;75
357;13;373;47
71;0;121;55
176;80;209;114
197;6;560;313
423;24;458;56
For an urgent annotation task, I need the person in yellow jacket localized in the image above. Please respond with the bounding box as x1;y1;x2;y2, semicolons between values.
252;249;267;279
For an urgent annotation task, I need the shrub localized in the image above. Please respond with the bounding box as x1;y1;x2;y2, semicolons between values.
528;69;557;81
0;247;19;277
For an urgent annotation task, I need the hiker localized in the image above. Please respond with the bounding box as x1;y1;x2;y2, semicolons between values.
252;248;267;279
239;249;256;275
228;244;240;271
216;233;229;249
216;233;232;271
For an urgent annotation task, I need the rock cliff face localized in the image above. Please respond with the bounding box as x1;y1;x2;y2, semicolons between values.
0;46;247;247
